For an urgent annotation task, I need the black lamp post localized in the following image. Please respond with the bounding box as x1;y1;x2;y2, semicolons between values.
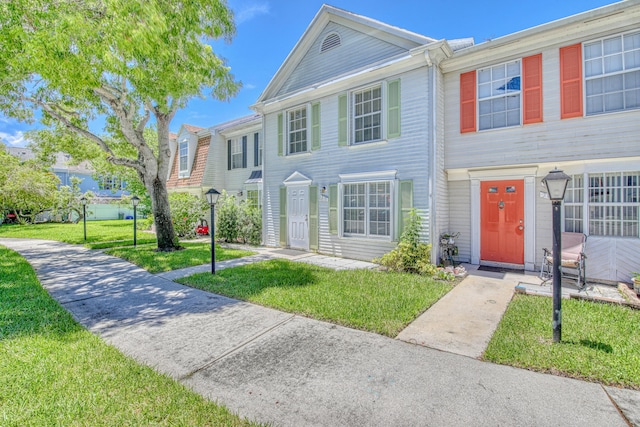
543;168;571;343
131;195;140;247
80;196;87;241
205;188;221;274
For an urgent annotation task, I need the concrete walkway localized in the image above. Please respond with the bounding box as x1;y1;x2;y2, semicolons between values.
2;238;639;427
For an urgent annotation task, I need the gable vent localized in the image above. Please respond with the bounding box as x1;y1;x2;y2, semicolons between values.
320;33;341;53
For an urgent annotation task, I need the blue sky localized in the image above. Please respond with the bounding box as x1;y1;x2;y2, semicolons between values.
0;0;619;147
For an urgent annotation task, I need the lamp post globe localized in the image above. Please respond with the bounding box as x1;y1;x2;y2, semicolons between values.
542;168;571;343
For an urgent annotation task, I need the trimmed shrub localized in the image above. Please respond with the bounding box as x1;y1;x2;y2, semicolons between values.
374;209;436;276
238;201;262;245
215;190;240;242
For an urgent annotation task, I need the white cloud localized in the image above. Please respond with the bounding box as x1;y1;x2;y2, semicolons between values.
243;83;257;90
235;2;270;25
0;131;26;147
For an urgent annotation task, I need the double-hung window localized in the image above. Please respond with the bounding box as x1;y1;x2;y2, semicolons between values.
343;181;391;238
564;171;640;238
230;139;243;169
178;139;189;177
584;30;640;115
478;60;521;130
353;85;382;143
288;107;307;154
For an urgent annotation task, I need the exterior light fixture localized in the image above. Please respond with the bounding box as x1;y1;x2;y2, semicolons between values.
205;188;221;274
542;168;571;342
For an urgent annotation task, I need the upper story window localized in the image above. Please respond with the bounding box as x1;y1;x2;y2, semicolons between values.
178;139;189;177
478;60;521;130
288;107;308;154
254;132;262;167
231;138;243;169
99;176;124;191
584;30;640;115
227;136;247;170
353;85;382;143
460;55;541;133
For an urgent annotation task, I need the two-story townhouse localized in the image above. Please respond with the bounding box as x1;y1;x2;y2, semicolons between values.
252;5;469;261
167;117;264;207
441;0;640;282
209;114;263;207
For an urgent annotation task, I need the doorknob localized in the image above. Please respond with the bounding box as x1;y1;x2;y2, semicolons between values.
518;219;524;231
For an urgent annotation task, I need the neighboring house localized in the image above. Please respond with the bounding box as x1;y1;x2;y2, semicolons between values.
8;147;133;220
166;124;209;197
166;116;263;206
251;5;469;261
441;1;640;282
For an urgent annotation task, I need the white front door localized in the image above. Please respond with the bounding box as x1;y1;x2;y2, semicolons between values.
288;185;309;250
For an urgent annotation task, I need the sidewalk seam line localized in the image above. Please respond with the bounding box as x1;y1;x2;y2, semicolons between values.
601;385;633;427
179;314;297;381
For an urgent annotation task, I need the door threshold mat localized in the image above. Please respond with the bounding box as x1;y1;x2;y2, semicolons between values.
478;265;525;274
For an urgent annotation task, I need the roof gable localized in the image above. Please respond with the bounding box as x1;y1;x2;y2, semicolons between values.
256;5;435;103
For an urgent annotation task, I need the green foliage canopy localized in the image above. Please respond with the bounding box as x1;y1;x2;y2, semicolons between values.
0;0;240;249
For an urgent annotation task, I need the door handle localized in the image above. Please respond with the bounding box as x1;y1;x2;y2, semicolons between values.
518;219;524;231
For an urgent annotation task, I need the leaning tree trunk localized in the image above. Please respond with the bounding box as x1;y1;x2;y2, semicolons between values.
148;176;177;250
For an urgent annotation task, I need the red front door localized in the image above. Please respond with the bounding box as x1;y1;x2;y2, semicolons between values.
480;180;524;264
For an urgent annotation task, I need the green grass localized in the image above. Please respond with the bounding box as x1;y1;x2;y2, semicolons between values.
0;220;157;246
0;246;258;426
484;294;640;389
105;242;255;273
178;259;453;337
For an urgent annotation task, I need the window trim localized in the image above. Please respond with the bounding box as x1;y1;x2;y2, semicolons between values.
351;83;384;145
564;171;640;238
339;179;394;240
582;29;640;116
477;59;522;131
286;105;309;155
230;138;243;169
178;139;189;178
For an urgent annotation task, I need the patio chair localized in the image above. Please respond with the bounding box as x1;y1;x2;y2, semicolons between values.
540;232;587;288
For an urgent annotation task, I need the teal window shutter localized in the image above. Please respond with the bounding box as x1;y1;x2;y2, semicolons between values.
277;113;284;156
387;79;401;139
311;103;321;151
309;185;318;250
329;184;338;235
279;186;287;246
338;94;347;146
398;180;413;239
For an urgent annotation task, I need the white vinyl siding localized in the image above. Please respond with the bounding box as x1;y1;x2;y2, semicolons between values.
584;30;640;115
353;85;382;143
178;140;189;177
288;107;308;154
343;181;391;238
478;60;521;130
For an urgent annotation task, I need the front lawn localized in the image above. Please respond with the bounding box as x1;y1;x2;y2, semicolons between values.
105;242;255;273
177;259;453;337
484;294;640;389
0;220;157;246
0;246;257;426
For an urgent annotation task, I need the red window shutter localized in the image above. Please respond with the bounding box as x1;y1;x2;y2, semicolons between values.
560;44;583;119
460;71;476;133
522;54;543;124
